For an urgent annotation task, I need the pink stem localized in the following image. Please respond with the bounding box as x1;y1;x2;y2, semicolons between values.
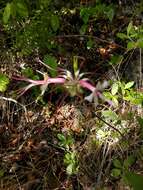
13;76;65;85
48;78;66;84
79;80;96;92
12;76;45;85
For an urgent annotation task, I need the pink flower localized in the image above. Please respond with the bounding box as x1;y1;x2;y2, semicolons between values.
13;70;111;106
13;75;65;97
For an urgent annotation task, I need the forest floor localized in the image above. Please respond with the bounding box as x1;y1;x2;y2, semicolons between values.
0;1;143;190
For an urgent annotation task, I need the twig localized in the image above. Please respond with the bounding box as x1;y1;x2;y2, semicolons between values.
0;96;28;122
93;112;124;137
36;58;57;71
54;34;126;49
97;141;110;186
13;171;22;190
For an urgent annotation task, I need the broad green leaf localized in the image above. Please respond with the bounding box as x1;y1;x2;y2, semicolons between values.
0;74;9;92
10;2;17;17
137;39;143;48
123;156;136;168
80;24;87;34
43;55;57;77
121;88;125;95
66;164;73;175
16;2;28;17
105;7;114;22
57;133;66;142
70;152;76;161
102;110;118;121
109;55;123;65
124;81;134;89
116;33;128;39
66;136;74;146
51;14;59;32
64;153;72;163
113;159;122;168
130;33;138;38
103;91;113;98
111;168;121;177
123;95;134;102
111;82;119;95
127;41;137;49
112;96;118;106
125;171;143;190
3;3;11;24
80;8;90;24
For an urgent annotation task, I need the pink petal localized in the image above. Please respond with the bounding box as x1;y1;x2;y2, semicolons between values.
79;80;96;92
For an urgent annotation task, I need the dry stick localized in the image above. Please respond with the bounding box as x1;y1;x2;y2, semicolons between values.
93;112;124;137
37;58;57;71
36;58;66;74
0;96;28;122
13;171;22;190
117;49;136;78
54;34;126;49
97;141;110;186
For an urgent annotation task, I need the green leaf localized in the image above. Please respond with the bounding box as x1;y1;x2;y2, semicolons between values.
16;2;28;17
66;164;74;175
123;156;136;169
129;31;138;38
113;159;122;168
0;74;9;92
123;95;134;102
137;39;143;48
57;133;66;142
66;136;74;147
112;96;119;106
125;171;143;190
116;33;128;39
64;152;72;164
10;2;17;17
51;14;59;32
43;55;58;77
109;55;123;65
70;152;76;162
127;21;133;36
3;3;11;24
111;82;119;95
80;24;87;35
124;81;134;89
111;168;121;177
102;110;118;121
121;88;126;95
127;41;137;49
105;7;114;22
103;91;113;98
80;8;90;24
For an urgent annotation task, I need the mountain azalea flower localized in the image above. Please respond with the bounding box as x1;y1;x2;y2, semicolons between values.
79;79;113;106
13;70;112;106
12;75;65;97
